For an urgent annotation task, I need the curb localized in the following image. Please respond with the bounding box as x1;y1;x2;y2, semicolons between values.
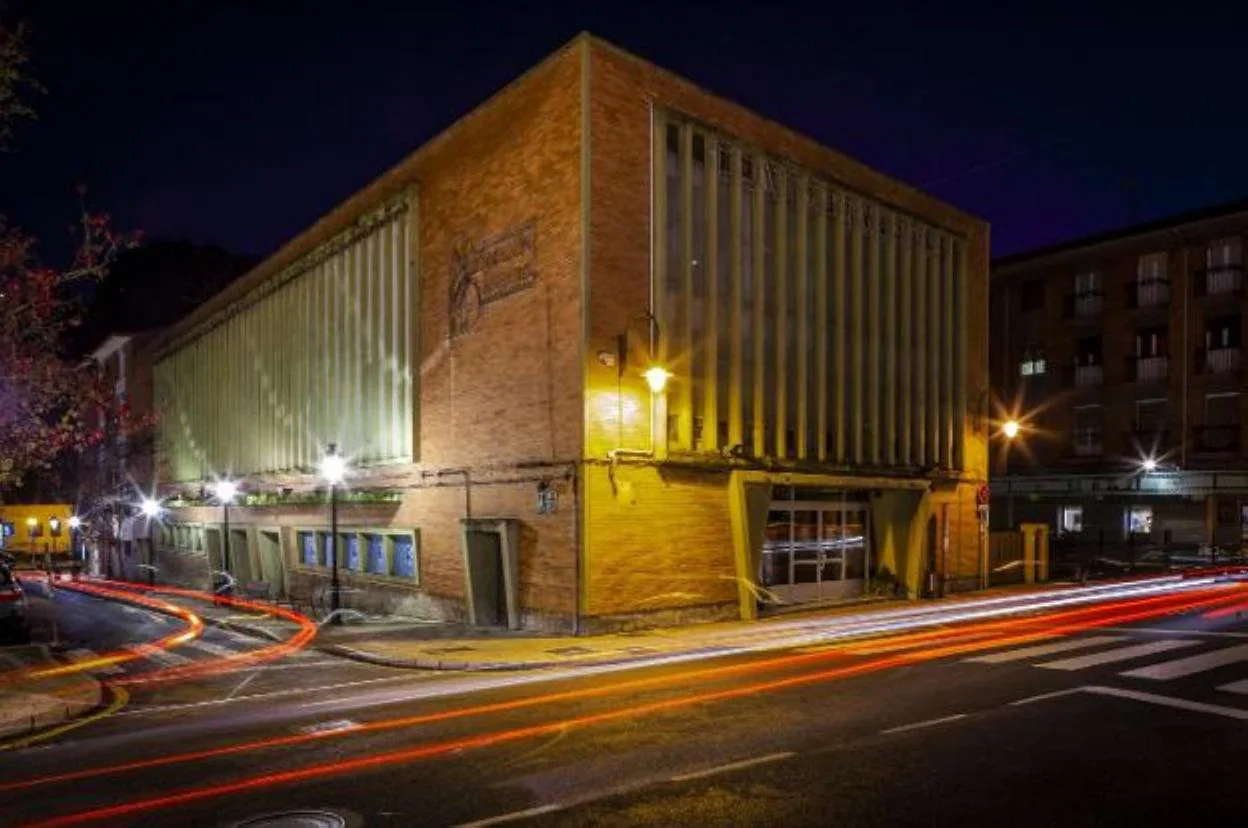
0;670;104;742
316;642;743;672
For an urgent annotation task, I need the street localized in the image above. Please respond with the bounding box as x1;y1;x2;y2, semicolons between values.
0;579;1244;826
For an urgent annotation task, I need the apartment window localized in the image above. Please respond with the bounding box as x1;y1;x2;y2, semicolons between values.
1207;237;1243;270
343;534;361;571
1020;280;1044;311
1136;398;1167;433
1074;271;1102;295
1207;392;1241;427
366;534;387;576
1073;404;1103;454
1205;316;1241;351
1059;506;1084;535
1020;348;1047;377
393;535;418;579
299;531;318;567
1125;506;1154;536
1135;327;1167;358
1076;335;1102;366
1137;252;1168;283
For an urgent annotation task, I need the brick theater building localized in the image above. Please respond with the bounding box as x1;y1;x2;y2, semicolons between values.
150;34;990;632
991;199;1248;562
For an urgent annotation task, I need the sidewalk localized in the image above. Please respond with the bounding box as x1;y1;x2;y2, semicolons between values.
102;576;1177;673
0;645;103;741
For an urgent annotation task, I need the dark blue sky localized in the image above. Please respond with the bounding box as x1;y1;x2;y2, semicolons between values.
6;0;1248;262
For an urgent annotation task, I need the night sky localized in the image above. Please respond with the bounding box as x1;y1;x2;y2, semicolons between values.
6;0;1248;264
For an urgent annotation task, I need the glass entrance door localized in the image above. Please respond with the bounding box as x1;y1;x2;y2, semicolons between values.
760;494;871;605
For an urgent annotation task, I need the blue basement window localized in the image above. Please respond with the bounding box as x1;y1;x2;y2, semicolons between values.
344;534;361;571
299;531;318;566
393;535;416;579
366;534;387;575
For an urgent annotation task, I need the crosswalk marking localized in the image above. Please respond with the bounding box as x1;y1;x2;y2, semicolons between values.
65;648;124;676
963;636;1127;664
1035;639;1201;671
188;639;243;658
1120;644;1248;681
1216;678;1248;695
126;645;194;667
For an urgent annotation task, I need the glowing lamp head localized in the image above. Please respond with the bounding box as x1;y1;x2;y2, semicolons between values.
49;517;61;532
643;366;672;394
1002;419;1021;439
212;479;239;504
68;516;82;530
139;497;162;518
320;445;347;486
25;517;36;528
1141;457;1158;473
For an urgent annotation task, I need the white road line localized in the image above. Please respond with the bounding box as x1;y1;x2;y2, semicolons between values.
964;635;1127;664
113;674;424;717
187;639;243;658
1121;644;1248;680
670;751;795;782
1008;688;1084;706
1217;679;1248;695
1100;627;1248;639
455;804;562;827
1036;639;1200;671
126;646;194;666
224;671;258;701
881;714;967;735
1080;685;1248;720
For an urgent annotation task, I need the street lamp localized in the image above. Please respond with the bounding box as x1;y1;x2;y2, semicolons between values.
68;516;82;561
1001;419;1021;440
320;444;347;624
1141;457;1158;473
139;498;161;585
211;479;239;583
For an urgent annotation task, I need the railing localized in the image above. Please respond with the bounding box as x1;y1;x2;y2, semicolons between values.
1196;346;1242;375
1195;264;1245;297
1070;363;1103;388
1193;424;1240;453
1063;290;1104;319
1126;278;1170;309
1127;354;1168;384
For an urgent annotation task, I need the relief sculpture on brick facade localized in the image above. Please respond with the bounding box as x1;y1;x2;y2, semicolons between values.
449;219;538;337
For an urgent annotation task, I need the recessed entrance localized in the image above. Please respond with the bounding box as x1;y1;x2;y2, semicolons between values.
461;518;520;629
760;489;870;605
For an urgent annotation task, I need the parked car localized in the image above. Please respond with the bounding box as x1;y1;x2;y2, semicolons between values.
0;565;27;628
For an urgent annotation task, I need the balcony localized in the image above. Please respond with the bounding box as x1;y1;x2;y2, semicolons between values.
1127;355;1169;385
1063;363;1104;389
1063;290;1104;321
1125;278;1170;310
1070;427;1103;458
1194;264;1245;298
1196;346;1242;377
1193;424;1240;454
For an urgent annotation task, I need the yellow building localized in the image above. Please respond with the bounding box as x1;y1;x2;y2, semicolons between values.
150;35;990;631
0;505;77;557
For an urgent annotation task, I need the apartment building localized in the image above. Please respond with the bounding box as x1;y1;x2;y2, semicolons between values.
991;199;1248;553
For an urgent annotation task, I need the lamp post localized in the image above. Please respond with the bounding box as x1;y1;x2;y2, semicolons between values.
320;444;347;624
68;516;82;572
139;497;161;585
211;480;238;586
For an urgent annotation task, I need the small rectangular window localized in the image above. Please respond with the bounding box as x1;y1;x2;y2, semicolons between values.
1126;506;1153;536
344;534;360;572
1060;506;1083;534
366;534;387;576
393;535;417;579
299;531;318;567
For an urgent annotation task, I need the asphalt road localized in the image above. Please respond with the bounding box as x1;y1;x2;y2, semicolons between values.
2;584;1246;827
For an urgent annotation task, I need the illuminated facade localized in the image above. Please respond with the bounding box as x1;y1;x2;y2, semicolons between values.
151;35;990;631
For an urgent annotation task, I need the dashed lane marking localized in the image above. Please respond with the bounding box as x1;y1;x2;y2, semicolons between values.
880;714;967;735
455;805;563;827
669;751;795;781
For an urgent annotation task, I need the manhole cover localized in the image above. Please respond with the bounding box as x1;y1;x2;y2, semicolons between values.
236;811;347;828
